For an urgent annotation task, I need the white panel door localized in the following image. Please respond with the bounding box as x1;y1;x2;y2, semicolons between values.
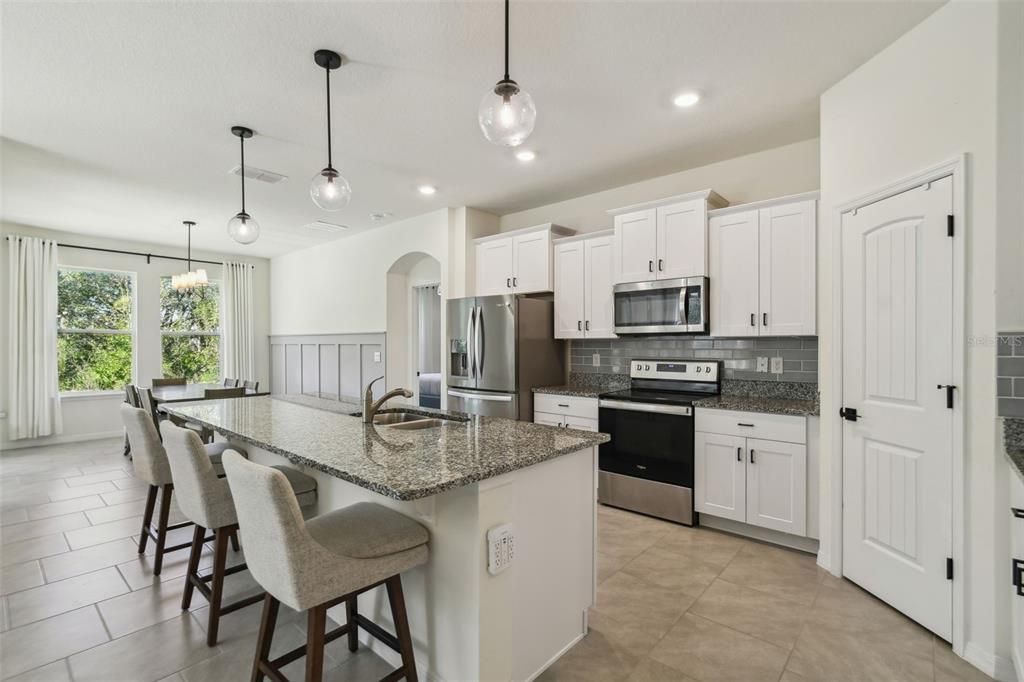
746;437;807;536
475;238;514;296
759;200;816;335
841;176;954;640
709;210;760;337
694;432;746;522
512;231;552;293
584;236;616;338
613;209;657;284
553;241;585;339
657;199;707;279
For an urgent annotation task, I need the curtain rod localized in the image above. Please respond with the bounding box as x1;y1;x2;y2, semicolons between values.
56;242;255;268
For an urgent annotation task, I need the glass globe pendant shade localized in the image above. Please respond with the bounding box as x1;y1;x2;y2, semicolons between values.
310;167;352;211
478;80;536;147
227;211;261;245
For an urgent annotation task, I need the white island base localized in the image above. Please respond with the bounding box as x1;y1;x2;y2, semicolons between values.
243;444;598;682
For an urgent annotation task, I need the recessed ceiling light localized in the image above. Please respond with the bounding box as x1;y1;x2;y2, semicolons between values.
673;92;701;108
515;150;536;162
418;185;437;196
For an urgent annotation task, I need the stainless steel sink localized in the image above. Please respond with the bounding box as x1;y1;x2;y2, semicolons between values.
373;412;429;425
386;418;444;431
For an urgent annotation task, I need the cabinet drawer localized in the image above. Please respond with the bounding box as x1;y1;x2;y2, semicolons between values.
534;394;599;420
695;408;806;444
564;416;598;432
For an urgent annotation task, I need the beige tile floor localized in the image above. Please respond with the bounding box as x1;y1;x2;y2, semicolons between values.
0;437;996;682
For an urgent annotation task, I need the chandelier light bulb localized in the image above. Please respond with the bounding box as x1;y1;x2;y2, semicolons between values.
310;166;351;210
227;212;260;245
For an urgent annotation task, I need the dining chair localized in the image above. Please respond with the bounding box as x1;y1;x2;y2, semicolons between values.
223;378;239;388
205;387;246;399
123;384;142;457
243;380;260;392
152;377;187;387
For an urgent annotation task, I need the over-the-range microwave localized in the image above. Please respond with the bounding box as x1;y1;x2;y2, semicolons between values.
612;276;709;335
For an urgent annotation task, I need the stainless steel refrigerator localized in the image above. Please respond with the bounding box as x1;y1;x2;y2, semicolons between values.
446;295;565;420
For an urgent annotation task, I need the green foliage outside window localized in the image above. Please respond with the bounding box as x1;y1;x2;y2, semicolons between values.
160;278;220;383
56;269;134;392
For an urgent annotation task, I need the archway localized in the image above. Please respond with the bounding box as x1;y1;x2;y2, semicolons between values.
385;252;443;408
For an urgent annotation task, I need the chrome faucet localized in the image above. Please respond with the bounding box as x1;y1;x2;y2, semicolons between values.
362;376;413;424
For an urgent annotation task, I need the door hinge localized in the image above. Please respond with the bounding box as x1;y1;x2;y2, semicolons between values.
946;557;954;580
947;214;954;237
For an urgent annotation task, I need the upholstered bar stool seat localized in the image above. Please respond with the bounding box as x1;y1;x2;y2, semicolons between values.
222;453;429;682
161;423;318;646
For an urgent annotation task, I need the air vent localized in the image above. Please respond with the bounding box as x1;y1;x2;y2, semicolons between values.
302;220;348;233
228;165;288;184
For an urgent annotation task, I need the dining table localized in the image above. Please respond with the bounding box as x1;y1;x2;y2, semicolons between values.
149;383;269;404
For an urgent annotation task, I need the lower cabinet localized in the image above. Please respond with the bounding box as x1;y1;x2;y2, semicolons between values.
1011;470;1024;675
534;394;599;432
695;409;809;537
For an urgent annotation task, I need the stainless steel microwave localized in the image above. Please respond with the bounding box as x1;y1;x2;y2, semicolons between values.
613;276;709;335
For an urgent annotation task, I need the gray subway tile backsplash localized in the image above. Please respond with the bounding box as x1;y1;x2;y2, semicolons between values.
998;333;1024;417
569;335;818;383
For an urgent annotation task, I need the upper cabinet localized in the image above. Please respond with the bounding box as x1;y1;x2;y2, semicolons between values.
709;192;818;337
474;223;573;296
553;232;616;339
608;190;728;284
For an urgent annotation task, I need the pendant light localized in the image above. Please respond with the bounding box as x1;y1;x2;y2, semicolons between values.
478;0;536;147
310;49;352;211
227;126;261;245
172;221;209;291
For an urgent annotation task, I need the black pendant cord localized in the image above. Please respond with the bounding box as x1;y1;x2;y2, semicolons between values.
239;135;247;214
325;66;334;170
503;0;510;81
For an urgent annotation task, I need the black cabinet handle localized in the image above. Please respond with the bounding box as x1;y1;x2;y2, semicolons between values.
750;313;756;327
506;277;511;288
1012;507;1024;519
557;403;569;408
736;447;742;462
578;320;582;331
585;320;590;331
737;422;755;427
1014;559;1024;596
513;276;518;287
648;260;654;273
658;259;664;271
763;312;768;326
750;449;756;464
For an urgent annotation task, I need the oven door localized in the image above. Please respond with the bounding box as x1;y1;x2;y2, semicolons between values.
597;400;694;487
613;276;708;334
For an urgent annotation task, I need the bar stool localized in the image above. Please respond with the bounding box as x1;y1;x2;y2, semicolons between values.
222;452;429;682
120;404;247;575
161;423;318;646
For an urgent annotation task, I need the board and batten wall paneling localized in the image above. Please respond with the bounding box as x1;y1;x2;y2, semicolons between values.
270;333;385;402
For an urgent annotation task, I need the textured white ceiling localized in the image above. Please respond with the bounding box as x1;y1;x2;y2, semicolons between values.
1;1;940;257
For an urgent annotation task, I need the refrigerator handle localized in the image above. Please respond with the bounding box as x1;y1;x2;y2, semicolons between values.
466;306;476;379
476;306;485;378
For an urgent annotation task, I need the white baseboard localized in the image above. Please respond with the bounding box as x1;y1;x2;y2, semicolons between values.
963;641;1019;682
699;515;821;554
1;430;122;452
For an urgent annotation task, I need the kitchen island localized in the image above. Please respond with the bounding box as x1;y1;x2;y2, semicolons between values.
163;395;609;682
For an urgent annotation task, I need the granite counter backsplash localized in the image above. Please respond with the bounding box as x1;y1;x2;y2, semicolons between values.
164;396;608;501
1005;418;1024;479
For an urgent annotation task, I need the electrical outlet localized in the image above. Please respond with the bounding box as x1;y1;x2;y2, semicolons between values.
373;351;381;362
592;353;601;367
757;357;769;373
487;523;515;575
770;356;784;374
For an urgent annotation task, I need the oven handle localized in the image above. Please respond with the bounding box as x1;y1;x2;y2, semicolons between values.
599;399;692;416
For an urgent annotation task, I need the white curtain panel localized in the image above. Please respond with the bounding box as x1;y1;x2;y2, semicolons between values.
416;285;441;373
6;235;63;440
221;261;255;381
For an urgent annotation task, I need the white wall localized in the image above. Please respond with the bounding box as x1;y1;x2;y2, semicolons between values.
0;222;271;449
498;138;820;233
818;1;1018;676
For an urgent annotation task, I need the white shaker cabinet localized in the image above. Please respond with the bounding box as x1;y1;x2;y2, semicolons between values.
745;437;807;536
553;232;616;339
534;394;599;432
657;199;709;279
709;192;817;337
612;209;657;284
473;223;574;296
694;432;747;523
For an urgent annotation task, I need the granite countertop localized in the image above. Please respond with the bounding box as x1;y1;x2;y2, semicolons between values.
533;385;605;398
164;396;609;501
1005;418;1024;479
693;394;820;417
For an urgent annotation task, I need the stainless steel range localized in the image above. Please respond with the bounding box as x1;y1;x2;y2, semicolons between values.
597;359;721;525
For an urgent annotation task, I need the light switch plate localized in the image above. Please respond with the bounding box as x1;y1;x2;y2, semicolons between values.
770;356;784;374
487;523;515;576
373;351;381;362
757;357;769;373
592;353;601;367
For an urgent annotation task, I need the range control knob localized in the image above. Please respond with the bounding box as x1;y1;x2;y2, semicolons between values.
636;363;642;371
705;365;712;374
696;366;702;373
644;364;651;371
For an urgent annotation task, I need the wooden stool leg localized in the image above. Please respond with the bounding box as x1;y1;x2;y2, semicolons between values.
206;527;230;646
137;485;158;554
251;594;280;682
387;576;418;682
152;484;173;575
305;604;327;682
181;525;206;610
345;596;358;652
229;528;241;552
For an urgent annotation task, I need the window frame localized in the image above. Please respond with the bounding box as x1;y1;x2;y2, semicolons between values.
158;276;223;383
56;265;138;397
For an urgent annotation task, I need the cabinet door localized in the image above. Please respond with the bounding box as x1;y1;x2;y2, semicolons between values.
709;210;760;337
745;437;807;536
694;432;747;522
584;236;616;338
613;209;657;284
553;241;585;339
758;200;816;335
512;230;552;293
475;238;514;296
656;199;707;279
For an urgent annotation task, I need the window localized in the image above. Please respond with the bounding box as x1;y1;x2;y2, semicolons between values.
160;278;220;383
57;268;135;392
